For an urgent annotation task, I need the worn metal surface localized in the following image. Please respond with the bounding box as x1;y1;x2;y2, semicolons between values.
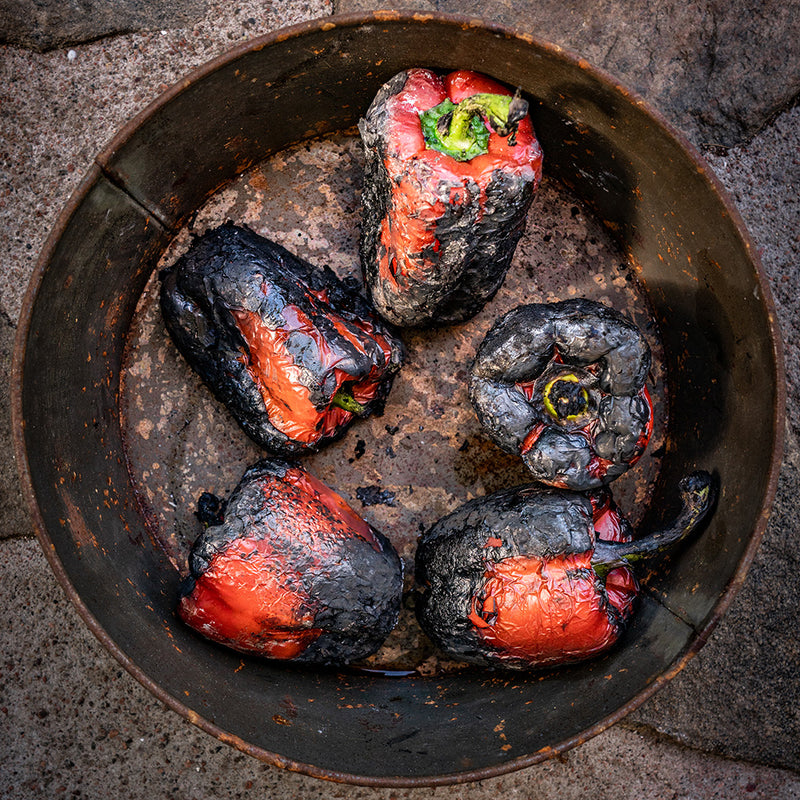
13;12;783;787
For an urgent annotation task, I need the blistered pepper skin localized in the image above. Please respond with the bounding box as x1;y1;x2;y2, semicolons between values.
359;69;543;328
415;473;712;670
414;485;638;669
469;299;653;490
178;459;404;665
160;224;404;455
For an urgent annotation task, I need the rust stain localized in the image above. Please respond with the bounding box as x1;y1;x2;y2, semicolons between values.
58;487;98;550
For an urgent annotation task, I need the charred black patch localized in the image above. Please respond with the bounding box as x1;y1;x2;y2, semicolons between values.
356;485;397;507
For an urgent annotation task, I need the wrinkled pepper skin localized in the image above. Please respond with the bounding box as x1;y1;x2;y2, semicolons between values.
160;224;404;455
415;472;713;670
359;68;543;328
178;459;403;665
469;299;653;490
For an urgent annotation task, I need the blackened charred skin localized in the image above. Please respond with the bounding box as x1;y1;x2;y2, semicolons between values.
179;458;404;665
414;484;635;670
160;224;404;456
358;69;542;328
469;299;653;490
195;491;226;527
412;170;535;327
361;166;536;329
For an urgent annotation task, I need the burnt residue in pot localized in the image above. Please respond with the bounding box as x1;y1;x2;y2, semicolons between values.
359;68;543;328
414;472;714;670
469;299;653;490
178;458;404;664
159;223;404;456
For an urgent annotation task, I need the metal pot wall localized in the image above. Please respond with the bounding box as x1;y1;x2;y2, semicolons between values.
12;12;784;787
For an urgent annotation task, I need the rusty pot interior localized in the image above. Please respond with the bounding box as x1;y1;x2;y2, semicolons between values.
13;13;783;787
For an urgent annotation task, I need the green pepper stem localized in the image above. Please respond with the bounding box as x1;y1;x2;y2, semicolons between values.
331;387;366;414
420;89;529;162
591;471;715;578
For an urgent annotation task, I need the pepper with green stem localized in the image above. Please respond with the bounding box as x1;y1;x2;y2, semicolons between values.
359;69;543;328
420;89;530;160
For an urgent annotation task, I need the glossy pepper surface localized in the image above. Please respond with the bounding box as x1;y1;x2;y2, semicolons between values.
178;458;403;664
469;299;653;490
415;472;713;670
160;223;403;455
359;68;543;328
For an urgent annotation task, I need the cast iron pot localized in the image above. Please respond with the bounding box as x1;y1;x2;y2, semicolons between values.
12;12;784;787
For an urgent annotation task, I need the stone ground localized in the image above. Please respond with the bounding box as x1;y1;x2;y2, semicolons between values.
1;1;799;798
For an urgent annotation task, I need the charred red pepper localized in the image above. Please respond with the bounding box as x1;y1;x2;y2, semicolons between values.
359;68;543;327
178;458;403;664
415;472;713;670
160;223;403;455
469;299;653;490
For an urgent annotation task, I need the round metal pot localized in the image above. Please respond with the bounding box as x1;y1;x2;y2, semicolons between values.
12;12;784;787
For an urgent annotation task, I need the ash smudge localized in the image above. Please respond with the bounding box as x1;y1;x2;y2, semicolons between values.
356;486;397;507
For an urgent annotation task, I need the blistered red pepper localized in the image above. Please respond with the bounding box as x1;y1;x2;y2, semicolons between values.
359;68;543;327
470;299;653;490
160;223;403;456
178;458;403;664
415;472;713;670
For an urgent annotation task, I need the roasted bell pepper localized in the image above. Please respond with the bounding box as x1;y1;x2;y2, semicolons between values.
415;472;713;670
160;223;403;456
359;68;543;328
178;458;403;664
469;299;653;490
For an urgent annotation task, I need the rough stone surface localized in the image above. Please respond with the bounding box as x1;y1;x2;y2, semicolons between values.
3;0;800;795
335;0;800;148
704;107;800;441
0;0;210;51
3;538;800;798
